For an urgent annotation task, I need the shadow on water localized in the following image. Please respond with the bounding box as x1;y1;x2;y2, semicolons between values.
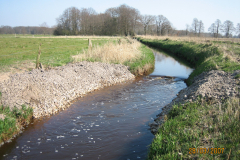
0;49;193;160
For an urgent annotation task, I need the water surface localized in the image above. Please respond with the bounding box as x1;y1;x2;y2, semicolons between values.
151;50;193;79
0;49;193;160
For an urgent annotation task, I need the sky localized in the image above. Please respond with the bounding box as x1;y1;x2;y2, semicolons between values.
0;0;239;31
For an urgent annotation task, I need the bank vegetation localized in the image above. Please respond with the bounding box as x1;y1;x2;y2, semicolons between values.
137;36;240;159
73;37;154;76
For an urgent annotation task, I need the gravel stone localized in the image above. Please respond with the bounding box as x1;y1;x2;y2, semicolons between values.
0;61;135;118
149;70;240;134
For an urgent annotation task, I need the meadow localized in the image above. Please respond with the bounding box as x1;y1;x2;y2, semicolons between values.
0;34;121;73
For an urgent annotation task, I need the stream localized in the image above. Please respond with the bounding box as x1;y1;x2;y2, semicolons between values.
0;50;193;160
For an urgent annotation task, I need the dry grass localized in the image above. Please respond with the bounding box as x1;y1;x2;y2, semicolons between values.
137;35;240;63
2;34;122;39
219;44;240;63
73;38;142;64
136;35;240;44
134;63;153;75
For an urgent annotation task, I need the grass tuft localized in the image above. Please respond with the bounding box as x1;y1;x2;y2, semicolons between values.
73;38;141;64
0;105;33;144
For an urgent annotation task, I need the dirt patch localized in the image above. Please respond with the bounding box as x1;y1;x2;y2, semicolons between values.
0;61;135;118
0;73;11;83
0;61;36;83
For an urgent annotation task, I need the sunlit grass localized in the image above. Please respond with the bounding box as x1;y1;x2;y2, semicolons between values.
147;98;240;159
137;36;240;159
73;38;155;76
0;105;33;144
137;35;240;44
0;36;119;72
73;38;141;63
137;37;240;85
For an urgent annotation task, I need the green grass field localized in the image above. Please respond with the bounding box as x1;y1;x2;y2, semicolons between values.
0;35;119;72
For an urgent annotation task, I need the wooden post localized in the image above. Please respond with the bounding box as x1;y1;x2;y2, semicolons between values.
118;39;122;45
36;43;41;69
88;39;92;51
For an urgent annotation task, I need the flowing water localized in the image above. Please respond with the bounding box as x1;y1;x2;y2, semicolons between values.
0;50;193;160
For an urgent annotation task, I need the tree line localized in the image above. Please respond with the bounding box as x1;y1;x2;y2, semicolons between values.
54;4;239;38
53;5;173;36
207;19;239;38
1;4;239;38
0;22;54;35
183;18;239;38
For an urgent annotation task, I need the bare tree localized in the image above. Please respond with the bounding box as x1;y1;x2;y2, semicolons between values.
79;8;97;35
198;20;204;36
116;5;140;35
208;23;216;37
104;4;140;36
222;20;235;38
155;15;171;36
70;7;81;35
140;15;154;35
191;18;199;35
0;26;14;34
40;22;49;35
53;5;172;36
236;23;240;37
186;24;190;35
215;19;221;38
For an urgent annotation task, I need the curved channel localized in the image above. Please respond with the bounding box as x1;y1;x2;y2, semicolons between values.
0;49;193;160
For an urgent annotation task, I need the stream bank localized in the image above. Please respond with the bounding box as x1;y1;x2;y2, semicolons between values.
137;37;240;159
0;39;155;146
0;49;192;159
149;70;240;134
0;61;135;119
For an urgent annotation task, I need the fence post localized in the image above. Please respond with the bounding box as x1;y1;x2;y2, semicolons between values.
118;39;122;45
36;43;41;69
88;39;92;51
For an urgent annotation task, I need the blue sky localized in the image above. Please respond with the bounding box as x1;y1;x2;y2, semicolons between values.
0;0;239;31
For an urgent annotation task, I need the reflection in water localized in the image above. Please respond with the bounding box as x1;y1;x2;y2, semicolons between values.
0;50;193;160
151;51;194;79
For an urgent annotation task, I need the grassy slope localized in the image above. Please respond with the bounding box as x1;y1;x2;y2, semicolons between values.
0;105;33;144
138;38;240;85
137;37;240;159
148;98;240;159
124;44;155;76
